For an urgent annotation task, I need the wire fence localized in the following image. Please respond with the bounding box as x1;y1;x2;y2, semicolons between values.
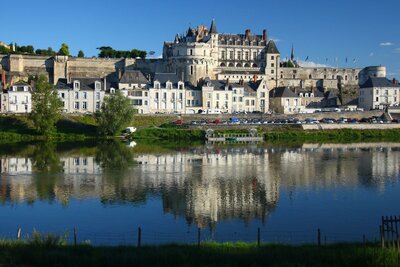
0;226;381;247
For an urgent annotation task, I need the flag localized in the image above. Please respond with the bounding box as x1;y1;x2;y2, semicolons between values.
305;56;309;61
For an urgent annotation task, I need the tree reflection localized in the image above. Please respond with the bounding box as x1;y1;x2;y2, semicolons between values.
31;142;63;201
95;140;135;170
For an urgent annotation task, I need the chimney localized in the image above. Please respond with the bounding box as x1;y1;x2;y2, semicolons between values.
104;76;107;90
393;78;396;85
253;74;257;83
1;70;5;87
226;78;230;86
262;29;267;42
67;72;71;84
245;29;251;40
118;69;122;80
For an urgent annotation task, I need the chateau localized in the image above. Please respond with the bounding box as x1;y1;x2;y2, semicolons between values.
0;20;395;114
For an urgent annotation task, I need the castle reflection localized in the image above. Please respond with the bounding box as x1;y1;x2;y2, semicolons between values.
1;142;399;227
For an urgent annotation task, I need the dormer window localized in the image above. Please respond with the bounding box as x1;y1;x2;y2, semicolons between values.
166;82;172;89
74;81;80;90
95;81;101;90
178;82;184;89
154;81;160;89
11;86;17;91
23;86;28;92
110;88;115;94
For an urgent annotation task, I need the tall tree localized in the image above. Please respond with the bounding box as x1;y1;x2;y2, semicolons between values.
31;75;63;137
58;43;70;56
95;91;135;136
77;50;85;58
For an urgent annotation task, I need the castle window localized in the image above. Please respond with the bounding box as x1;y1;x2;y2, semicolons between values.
271;63;275;67
345;75;348;80
245;51;249;60
332;75;335;79
271;70;274;74
324;75;327;79
271;56;275;60
189;49;193;56
237;51;242;60
221;51;225;59
190;66;194;75
95;81;101;90
229;51;234;59
204;50;206;56
252;63;258;68
309;74;312;79
253;52;257;60
220;63;226;67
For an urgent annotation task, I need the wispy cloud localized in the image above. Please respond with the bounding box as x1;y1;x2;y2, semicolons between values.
380;42;394;46
369;52;374;57
298;60;331;68
270;36;281;42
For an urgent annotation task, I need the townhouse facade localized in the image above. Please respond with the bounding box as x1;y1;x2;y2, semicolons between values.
358;77;400;110
0;81;32;113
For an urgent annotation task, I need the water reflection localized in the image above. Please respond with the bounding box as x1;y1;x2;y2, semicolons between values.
0;142;400;228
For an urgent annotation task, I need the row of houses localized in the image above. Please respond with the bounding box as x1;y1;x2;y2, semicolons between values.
1;70;399;115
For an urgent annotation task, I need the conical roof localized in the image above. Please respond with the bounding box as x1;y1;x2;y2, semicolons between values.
266;40;280;54
210;19;217;34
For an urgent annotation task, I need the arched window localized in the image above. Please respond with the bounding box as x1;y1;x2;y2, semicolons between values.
220;63;226;67
228;63;234;67
236;63;242;67
252;63;258;68
244;63;250;67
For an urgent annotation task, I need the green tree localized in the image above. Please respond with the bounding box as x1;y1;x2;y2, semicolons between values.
58;43;70;56
77;50;85;57
95;91;135;136
31;75;63;136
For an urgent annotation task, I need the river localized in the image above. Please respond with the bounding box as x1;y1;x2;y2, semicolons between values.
0;141;399;245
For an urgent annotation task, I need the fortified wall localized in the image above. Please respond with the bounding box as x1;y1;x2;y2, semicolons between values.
0;54;162;85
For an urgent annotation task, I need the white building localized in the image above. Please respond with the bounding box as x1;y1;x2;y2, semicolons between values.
269;87;303;114
201;78;269;113
359;77;400;110
118;70;151;114
55;78;112;113
0;81;32;113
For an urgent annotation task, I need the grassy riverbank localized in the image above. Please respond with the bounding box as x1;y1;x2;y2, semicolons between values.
0;241;398;267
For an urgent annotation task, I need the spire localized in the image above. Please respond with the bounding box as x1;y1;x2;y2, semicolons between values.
174;34;180;43
186;26;194;37
210;19;217;34
291;45;294;61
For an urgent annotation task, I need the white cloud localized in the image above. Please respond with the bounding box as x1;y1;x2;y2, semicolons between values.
380;42;394;46
369;52;374;57
270;36;281;42
297;60;331;68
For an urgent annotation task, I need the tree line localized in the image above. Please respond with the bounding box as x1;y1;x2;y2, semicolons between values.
0;43;147;59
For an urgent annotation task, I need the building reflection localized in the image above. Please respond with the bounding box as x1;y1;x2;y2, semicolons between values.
0;142;400;227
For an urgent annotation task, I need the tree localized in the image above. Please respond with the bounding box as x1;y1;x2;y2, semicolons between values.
77;50;85;58
31;75;63;136
58;43;70;56
95;91;135;136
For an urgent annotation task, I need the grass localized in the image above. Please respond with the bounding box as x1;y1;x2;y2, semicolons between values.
0;240;399;267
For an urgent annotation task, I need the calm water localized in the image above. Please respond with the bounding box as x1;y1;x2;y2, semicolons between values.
0;141;399;245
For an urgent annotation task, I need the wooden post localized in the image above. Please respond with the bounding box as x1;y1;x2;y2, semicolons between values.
257;228;260;248
380;225;385;249
137;227;141;248
197;228;201;247
73;226;77;247
16;228;21;240
317;228;321;246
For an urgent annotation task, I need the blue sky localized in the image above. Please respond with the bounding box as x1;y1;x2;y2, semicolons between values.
2;0;400;78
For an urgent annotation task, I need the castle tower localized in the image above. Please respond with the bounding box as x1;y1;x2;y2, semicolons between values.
264;40;280;89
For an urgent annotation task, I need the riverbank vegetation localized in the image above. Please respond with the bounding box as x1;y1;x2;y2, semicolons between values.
0;240;398;267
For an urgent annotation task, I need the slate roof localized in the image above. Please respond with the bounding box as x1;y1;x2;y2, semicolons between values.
153;73;181;85
269;87;298;98
55;78;113;91
265;40;280;54
8;81;32;92
360;77;400;88
210;19;217;34
119;70;149;84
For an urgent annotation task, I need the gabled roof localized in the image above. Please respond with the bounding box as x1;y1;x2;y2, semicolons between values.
119;70;149;84
269;87;298;98
7;81;32;92
153;73;183;87
265;40;280;54
56;78;113;91
360;77;399;88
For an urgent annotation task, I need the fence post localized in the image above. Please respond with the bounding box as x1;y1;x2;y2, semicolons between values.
197;228;201;247
73;226;77;247
380;225;384;249
137;227;142;248
317;228;321;246
257;228;260;248
16;228;21;240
